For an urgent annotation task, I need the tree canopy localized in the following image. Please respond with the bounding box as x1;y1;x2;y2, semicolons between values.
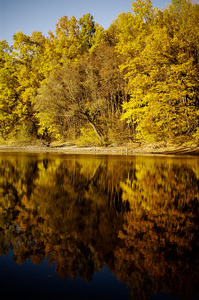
0;0;198;146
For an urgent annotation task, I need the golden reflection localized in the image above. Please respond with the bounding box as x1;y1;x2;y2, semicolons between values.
0;154;198;299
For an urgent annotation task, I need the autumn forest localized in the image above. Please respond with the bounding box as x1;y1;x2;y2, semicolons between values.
0;0;199;146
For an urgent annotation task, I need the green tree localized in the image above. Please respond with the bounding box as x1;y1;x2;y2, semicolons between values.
78;13;96;51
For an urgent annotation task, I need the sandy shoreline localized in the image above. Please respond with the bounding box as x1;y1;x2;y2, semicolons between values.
0;144;199;156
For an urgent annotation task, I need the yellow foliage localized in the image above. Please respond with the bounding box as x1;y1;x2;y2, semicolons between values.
77;124;102;146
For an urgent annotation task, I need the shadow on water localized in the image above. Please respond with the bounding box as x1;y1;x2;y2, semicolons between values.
0;153;199;300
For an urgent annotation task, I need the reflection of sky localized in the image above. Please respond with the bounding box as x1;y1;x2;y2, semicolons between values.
8;225;21;231
0;251;191;300
0;0;171;46
0;253;129;300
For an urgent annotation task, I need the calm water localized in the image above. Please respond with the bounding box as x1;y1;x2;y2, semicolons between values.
0;152;199;300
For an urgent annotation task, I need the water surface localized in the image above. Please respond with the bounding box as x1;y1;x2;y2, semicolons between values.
0;153;199;300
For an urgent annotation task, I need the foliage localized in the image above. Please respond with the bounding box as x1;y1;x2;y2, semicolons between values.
35;43;126;145
0;0;198;145
0;41;22;139
116;0;199;142
77;124;102;146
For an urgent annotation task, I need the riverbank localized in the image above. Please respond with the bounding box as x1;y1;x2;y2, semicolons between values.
0;142;199;156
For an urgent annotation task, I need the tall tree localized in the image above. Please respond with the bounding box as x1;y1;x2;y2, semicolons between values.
116;0;199;142
12;31;46;138
78;13;96;51
0;40;22;139
35;43;128;145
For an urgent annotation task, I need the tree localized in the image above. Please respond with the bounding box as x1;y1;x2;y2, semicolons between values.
46;13;99;63
35;58;106;144
116;0;199;142
0;40;22;139
11;31;46;139
35;42;128;145
114;0;155;141
51;15;81;61
78;13;96;51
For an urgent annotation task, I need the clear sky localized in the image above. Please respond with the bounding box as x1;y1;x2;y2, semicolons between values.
0;0;171;46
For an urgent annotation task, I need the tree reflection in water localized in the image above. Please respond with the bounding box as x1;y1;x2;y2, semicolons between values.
0;154;198;299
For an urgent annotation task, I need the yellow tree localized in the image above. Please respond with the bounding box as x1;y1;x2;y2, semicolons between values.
51;15;81;61
47;13;99;63
12;31;46;139
114;0;155;141
0;40;23;140
117;0;199;143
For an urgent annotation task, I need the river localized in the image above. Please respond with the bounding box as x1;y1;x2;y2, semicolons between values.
0;153;199;300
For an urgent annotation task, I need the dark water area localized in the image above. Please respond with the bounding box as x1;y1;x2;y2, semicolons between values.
0;152;199;300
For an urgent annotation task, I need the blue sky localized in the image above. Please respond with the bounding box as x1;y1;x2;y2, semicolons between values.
0;0;171;46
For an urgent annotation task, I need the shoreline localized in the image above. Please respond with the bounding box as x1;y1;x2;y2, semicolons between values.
0;144;199;156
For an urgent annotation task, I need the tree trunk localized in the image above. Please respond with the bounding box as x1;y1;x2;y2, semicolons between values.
89;121;104;145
